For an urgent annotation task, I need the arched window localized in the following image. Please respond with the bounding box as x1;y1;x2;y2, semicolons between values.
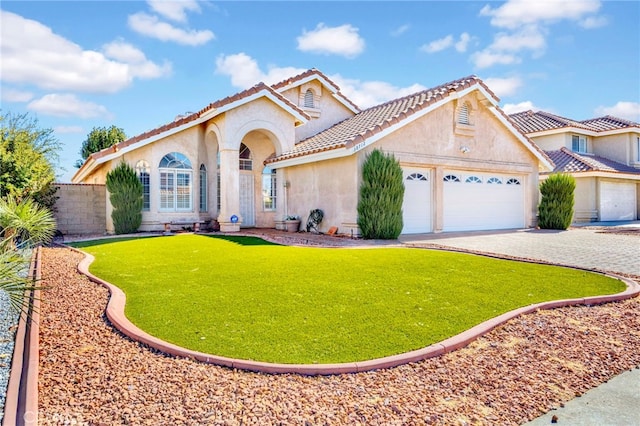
458;103;470;125
159;152;192;211
506;178;521;185
199;164;207;212
239;143;252;170
444;174;461;182
262;165;277;210
406;173;428;181
465;176;482;184
135;160;150;211
487;177;502;184
304;89;314;108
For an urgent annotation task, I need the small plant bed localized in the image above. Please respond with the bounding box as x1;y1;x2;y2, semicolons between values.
70;235;624;364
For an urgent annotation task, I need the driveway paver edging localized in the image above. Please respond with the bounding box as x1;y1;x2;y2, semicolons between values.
70;244;639;376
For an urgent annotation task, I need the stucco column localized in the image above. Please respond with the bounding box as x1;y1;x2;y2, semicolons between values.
217;148;241;232
433;167;444;233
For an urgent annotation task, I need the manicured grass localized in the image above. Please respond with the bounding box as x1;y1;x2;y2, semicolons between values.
71;234;624;364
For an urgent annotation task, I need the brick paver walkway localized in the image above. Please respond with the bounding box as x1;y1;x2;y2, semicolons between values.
400;228;639;277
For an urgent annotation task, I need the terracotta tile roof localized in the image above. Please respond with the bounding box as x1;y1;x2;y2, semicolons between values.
509;110;640;134
268;75;495;163
89;83;308;161
271;68;360;112
545;147;640;174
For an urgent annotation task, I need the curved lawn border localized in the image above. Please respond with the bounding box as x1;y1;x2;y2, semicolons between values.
70;244;639;376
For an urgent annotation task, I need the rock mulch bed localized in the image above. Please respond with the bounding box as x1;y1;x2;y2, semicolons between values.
38;247;640;425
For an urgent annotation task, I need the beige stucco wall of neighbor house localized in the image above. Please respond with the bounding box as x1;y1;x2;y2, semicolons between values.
53;184;106;235
593;133;634;165
283;155;359;235
527;133;568;151
571;176;598;222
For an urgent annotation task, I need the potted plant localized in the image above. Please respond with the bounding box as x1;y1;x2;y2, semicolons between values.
284;215;301;232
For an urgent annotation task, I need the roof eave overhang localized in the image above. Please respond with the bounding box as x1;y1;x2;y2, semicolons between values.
526;126;640;138
542;170;640;180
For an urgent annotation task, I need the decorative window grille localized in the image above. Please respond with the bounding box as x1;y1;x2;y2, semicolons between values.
135;160;150;211
239;143;252;171
487;177;502;184
304;89;314;108
506;178;521;185
444;174;461;182
465;176;482;183
458;103;470;125
159;152;192;211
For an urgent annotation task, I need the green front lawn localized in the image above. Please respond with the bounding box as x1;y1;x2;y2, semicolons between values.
71;234;624;364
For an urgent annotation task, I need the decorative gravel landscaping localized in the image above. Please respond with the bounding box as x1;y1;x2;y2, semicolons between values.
70;234;624;364
38;247;640;425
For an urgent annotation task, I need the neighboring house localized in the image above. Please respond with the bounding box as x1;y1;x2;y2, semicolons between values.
73;69;552;235
510;110;640;222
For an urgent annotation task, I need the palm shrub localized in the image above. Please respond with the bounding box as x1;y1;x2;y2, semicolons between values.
538;173;576;230
0;196;56;315
357;149;405;239
106;162;143;235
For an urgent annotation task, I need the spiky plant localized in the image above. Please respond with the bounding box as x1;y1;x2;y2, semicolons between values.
538;173;576;230
357;149;405;239
106;162;143;235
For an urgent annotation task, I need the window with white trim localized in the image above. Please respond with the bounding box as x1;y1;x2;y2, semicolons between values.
135;160;150;211
199;164;207;212
506;178;521;185
407;173;428;181
159;152;192;211
444;174;461;182
572;135;587;153
466;176;482;183
637;136;640;162
262;165;277;210
239;143;252;170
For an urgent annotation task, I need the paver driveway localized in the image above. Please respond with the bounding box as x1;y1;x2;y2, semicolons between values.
400;227;639;277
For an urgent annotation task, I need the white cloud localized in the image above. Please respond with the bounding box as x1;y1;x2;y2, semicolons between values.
1;87;34;103
471;50;521;69
580;15;608;29
297;23;365;58
595;101;640;122
329;75;426;109
0;11;170;94
128;12;214;46
391;24;410;37
215;54;424;109
490;26;546;53
421;35;453;53
480;0;602;29
484;76;523;98
102;39;172;79
502;101;540;115
455;33;472;53
54;125;84;134
215;53;306;89
147;0;201;23
27;94;111;119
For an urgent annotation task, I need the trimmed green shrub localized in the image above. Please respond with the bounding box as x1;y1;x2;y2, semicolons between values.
106;162;143;235
357;149;404;239
538;173;576;230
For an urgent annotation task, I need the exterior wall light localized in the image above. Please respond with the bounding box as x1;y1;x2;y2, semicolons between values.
460;146;471;154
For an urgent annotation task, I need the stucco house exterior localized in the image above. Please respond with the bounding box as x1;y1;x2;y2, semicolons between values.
73;69;552;235
510;110;640;222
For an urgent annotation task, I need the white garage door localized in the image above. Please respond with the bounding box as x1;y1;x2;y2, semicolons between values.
402;169;432;234
600;181;637;221
443;171;525;232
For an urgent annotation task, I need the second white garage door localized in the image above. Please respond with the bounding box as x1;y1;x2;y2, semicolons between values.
443;171;525;232
600;181;637;221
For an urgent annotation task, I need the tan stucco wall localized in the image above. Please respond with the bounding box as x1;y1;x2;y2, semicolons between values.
593;133;632;165
529;133;568;151
53;184;106;235
284;155;358;234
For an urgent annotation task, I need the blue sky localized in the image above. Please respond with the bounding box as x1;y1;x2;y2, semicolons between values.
1;0;639;182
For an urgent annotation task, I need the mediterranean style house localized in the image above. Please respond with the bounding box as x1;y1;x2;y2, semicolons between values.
73;69;553;235
510;110;640;222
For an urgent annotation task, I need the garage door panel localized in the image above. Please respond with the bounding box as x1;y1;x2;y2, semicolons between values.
600;182;636;221
443;172;524;232
402;169;432;234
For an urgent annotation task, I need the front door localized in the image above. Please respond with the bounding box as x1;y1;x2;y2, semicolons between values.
239;173;255;227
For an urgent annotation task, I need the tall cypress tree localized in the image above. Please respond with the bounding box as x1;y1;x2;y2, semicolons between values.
106;162;143;235
357;149;405;239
